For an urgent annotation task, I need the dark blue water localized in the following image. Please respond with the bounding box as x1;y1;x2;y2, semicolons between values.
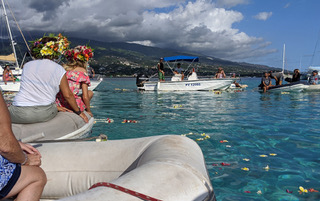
90;78;320;201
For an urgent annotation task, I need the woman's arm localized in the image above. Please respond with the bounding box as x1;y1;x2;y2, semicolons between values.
59;75;88;123
81;83;92;117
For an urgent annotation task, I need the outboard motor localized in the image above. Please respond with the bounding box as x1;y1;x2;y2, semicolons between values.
136;74;149;87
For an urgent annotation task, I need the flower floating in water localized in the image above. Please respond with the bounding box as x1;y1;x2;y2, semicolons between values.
259;155;268;158
195;138;204;141
263;165;270;171
226;145;232;148
220;140;228;143
269;153;277;156
257;190;262;195
299;186;308;194
308;188;319;193
221;162;230;166
243;158;250;161
241;167;250;171
286;189;293;193
173;104;183;108
122;119;138;123
244;191;251;193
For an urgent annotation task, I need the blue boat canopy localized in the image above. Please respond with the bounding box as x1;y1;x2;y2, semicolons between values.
163;55;199;62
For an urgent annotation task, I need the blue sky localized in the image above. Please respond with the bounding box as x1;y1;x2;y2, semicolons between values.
3;0;320;71
231;0;320;70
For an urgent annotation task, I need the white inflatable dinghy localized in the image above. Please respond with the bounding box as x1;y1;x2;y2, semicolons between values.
36;135;215;201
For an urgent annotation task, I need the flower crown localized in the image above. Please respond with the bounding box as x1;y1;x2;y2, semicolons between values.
30;33;69;59
64;45;93;63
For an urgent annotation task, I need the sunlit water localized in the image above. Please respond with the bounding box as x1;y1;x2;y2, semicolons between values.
5;77;320;200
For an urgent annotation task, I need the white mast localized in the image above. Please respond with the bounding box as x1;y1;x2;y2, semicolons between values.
282;44;285;73
1;0;19;68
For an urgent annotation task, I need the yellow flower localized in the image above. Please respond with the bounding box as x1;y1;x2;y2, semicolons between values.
243;158;250;161
269;153;277;156
46;41;54;47
241;167;249;171
259;155;268;158
299;186;308;194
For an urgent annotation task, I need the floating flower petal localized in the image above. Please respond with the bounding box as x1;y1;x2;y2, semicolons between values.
241;167;249;171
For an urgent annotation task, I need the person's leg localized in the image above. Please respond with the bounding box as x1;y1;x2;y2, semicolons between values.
88;90;94;101
5;166;46;201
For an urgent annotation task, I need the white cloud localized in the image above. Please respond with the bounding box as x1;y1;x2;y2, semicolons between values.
215;0;249;8
254;12;273;21
6;0;275;61
284;3;290;8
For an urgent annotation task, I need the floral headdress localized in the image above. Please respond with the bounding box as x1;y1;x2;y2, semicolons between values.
64;45;93;63
30;33;70;60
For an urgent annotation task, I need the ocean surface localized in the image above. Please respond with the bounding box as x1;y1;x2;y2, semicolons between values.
5;77;320;200
90;77;320;201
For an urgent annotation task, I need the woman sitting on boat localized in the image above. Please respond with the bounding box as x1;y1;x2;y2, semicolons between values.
215;67;226;78
56;46;94;117
2;64;16;85
8;34;88;124
260;72;272;92
309;70;319;85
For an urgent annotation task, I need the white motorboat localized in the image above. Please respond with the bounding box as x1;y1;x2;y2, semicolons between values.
34;135;215;201
13;111;94;143
136;55;235;91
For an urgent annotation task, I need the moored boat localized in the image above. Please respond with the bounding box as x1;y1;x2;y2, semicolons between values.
136;55;235;91
35;135;215;201
260;82;308;93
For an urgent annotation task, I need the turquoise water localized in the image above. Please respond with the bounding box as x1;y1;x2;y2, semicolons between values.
90;78;320;200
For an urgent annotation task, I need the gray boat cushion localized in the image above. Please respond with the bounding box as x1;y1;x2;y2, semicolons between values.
12;111;92;141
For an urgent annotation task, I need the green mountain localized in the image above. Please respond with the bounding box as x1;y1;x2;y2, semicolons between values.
1;36;282;77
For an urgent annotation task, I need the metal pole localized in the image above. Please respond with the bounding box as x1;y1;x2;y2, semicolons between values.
1;0;19;68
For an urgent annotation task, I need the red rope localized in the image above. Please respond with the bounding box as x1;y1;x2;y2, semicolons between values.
89;182;162;201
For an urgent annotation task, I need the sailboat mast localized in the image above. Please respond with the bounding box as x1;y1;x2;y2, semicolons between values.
282;44;285;73
1;0;19;68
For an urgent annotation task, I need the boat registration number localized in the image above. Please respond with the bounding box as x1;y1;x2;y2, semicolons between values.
185;83;200;87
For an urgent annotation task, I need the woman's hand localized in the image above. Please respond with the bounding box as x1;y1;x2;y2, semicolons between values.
79;112;89;123
86;111;93;117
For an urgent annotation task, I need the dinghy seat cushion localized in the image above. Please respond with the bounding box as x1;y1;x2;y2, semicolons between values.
12;111;92;141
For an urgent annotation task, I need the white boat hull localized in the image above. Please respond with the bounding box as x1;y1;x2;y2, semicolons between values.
262;83;309;92
304;84;320;91
36;135;215;201
139;79;235;91
0;81;20;92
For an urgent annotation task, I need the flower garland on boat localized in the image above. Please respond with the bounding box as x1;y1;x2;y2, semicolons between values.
30;33;70;60
64;45;93;63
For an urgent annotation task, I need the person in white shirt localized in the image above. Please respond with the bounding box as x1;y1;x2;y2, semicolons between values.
8;34;88;124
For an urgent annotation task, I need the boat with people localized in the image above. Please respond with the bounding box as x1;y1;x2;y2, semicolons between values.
136;55;236;91
0;0;24;77
32;135;215;201
261;82;308;93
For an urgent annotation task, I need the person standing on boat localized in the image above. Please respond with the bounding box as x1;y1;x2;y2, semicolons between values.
8;34;88;124
2;64;16;85
260;72;272;92
0;93;47;200
269;71;283;85
56;46;94;117
158;58;165;82
174;63;184;81
309;70;319;85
